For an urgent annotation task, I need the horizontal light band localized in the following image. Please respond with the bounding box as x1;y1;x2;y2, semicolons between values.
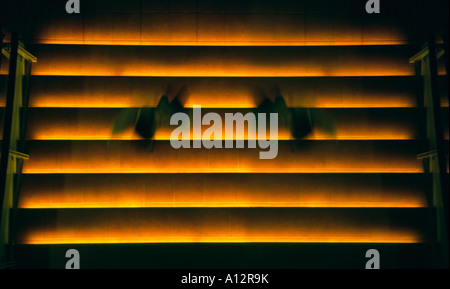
17;45;419;77
21;237;422;244
31;40;412;46
20;202;425;209
22;169;424;174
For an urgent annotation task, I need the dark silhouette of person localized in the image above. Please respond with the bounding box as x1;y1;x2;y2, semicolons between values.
253;84;336;149
112;83;335;152
111;84;189;149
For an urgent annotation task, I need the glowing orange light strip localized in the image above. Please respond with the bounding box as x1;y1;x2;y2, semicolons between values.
16;210;425;244
33;40;412;46
21;237;422;245
26;114;419;140
22;169;424;174
20;202;426;209
27;103;428;109
25;45;418;77
21;140;425;174
30;71;417;77
27;127;418;141
25;92;447;109
29;136;417;141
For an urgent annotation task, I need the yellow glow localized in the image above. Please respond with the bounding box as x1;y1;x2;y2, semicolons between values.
28;129;417;141
27;100;426;109
28;47;417;77
16;210;425;244
32;39;411;46
22;169;424;174
9;15;439;250
25;77;426;109
29;136;417;141
27;111;419;140
23;137;424;174
29;103;424;109
30;71;416;77
21;237;422;245
20;202;425;209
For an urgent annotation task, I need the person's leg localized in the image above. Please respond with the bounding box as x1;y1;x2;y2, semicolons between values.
165;83;189;107
290;108;313;139
135;107;157;139
156;84;190;128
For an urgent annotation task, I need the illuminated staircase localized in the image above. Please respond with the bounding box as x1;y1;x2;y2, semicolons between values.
1;0;449;268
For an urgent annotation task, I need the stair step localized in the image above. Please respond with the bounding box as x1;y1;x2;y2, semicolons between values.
25;107;427;140
6;45;421;77
19;173;427;208
9;0;446;47
22;140;427;173
25;76;426;108
12;243;436;269
23;11;410;46
13;207;431;244
2;75;449;108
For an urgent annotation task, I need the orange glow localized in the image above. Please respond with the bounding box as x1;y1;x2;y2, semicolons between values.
29;69;416;78
26;107;420;141
27;126;417;141
21;237;422;244
26;76;424;108
28;46;417;77
33;39;411;46
28;135;417;141
22;169;424;174
17;223;424;244
16;208;424;244
22;140;424;174
20;202;425;209
27;95;423;109
27;11;413;48
28;102;427;109
9;11;442;252
442;97;449;108
20;173;427;209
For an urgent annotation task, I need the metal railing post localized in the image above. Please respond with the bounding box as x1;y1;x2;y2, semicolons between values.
427;34;449;235
410;34;449;268
428;35;449;268
0;32;19;264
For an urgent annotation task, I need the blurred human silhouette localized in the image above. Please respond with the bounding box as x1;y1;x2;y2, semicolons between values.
112;82;336;152
253;84;336;150
111;84;189;150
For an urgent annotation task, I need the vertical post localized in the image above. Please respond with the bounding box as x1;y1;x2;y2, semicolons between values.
427;34;449;267
0;32;19;263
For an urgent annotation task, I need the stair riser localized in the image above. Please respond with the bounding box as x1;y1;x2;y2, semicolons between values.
19;173;428;208
13;208;431;244
22;140;427;173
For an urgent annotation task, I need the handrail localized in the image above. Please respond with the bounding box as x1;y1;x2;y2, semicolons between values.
2;42;37;63
410;34;449;268
9;150;29;160
417;150;438;160
409;46;445;64
0;32;36;266
0;34;19;267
